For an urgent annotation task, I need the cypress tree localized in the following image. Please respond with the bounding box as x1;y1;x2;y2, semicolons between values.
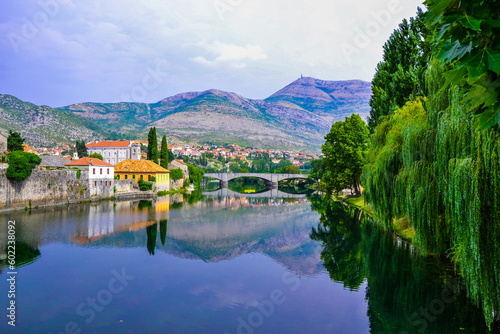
147;128;153;160
160;135;169;169
150;127;158;164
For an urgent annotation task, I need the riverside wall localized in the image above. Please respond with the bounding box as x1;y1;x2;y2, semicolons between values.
0;168;113;211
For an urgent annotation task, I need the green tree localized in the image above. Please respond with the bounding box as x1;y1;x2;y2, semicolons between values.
322;114;369;196
88;153;104;161
187;163;204;185
6;152;41;181
308;158;325;183
276;159;292;170
425;0;500;129
284;165;300;174
229;162;242;173
75;140;88;157
252;159;268;173
368;8;430;132
170;168;184;181
160;135;169;169
7;130;24;152
147;127;158;164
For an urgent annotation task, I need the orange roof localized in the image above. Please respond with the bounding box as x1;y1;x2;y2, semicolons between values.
86;140;131;148
173;159;187;165
23;143;34;152
114;159;170;173
65;157;113;167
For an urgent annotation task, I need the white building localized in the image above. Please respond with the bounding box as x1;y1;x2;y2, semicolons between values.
86;140;141;165
65;157;115;197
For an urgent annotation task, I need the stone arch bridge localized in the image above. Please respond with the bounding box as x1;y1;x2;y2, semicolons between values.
204;173;307;188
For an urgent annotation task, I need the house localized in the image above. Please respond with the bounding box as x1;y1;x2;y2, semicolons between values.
114;159;170;191
86;140;141;165
23;144;36;154
168;159;189;179
65;157;115;197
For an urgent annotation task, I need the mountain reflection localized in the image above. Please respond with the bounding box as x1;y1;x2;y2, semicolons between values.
0;196;322;277
311;199;495;333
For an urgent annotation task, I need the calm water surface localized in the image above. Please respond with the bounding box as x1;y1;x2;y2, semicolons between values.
0;194;496;333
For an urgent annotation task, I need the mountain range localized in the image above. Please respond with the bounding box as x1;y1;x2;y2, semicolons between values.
0;77;371;151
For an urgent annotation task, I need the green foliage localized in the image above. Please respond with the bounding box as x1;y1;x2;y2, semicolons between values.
363;61;500;326
368;8;431;132
147;127;158;164
75;140;88;157
160;135;169;169
76;169;81;179
252;159;269;173
229;162;242;173
308;158;325;182
284;165;300;174
322;114;369;196
138;179;153;191
170;168;184;181
88;153;103;161
187;163;204;185
6;152;42;181
7;130;24;152
425;0;500;129
276;159;292;170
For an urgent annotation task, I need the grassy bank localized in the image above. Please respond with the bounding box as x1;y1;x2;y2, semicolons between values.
157;189;186;197
343;195;416;242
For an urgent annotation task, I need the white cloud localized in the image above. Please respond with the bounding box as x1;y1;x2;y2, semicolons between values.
191;41;267;68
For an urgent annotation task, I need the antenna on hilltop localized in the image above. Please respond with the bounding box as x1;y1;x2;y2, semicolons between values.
301;73;303;79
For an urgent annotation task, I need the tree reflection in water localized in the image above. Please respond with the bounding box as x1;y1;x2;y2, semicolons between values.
310;199;497;333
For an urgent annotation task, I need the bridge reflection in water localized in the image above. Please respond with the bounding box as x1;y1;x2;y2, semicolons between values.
202;188;306;198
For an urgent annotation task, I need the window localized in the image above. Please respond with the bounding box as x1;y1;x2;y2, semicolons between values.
107;168;110;174
125;175;128;180
93;168;95;174
100;168;102;174
148;175;151;181
95;181;97;186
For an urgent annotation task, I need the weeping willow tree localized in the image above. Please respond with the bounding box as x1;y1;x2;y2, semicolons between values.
363;59;500;325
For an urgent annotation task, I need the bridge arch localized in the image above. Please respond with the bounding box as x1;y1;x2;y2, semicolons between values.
204;173;307;188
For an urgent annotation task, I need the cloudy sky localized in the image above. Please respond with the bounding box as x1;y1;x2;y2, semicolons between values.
0;0;423;107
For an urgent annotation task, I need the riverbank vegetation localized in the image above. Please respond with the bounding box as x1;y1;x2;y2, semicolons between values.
320;2;500;327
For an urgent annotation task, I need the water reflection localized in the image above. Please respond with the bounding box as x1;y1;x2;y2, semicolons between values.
311;200;498;333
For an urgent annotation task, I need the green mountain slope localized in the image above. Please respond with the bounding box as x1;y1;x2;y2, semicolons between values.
58;78;371;151
0;94;106;146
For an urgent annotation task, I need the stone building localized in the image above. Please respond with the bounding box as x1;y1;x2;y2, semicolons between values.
86;140;141;165
65;157;115;197
168;159;189;179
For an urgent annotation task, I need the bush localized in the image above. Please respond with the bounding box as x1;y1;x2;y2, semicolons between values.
138;179;153;191
170;168;184;181
6;152;41;181
88;153;104;161
76;169;81;179
187;164;204;184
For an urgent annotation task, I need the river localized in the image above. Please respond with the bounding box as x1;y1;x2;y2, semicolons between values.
0;193;497;333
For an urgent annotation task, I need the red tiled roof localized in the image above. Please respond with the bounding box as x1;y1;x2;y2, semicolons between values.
114;159;169;173
86;141;131;148
65;157;113;166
